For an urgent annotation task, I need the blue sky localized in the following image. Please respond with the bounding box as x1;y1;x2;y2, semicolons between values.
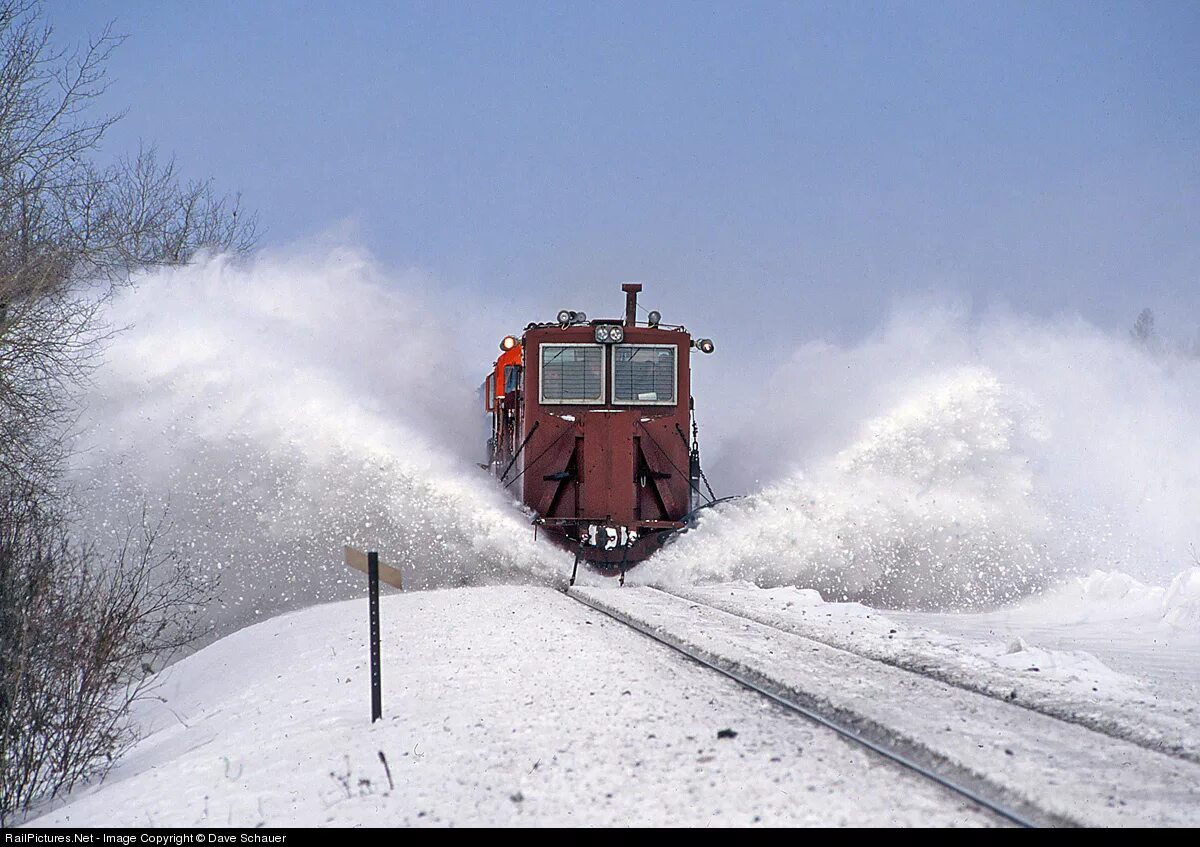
54;1;1200;353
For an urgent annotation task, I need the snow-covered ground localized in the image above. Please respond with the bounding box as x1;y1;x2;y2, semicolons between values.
29;572;1200;828
29;586;998;828
894;568;1200;692
573;583;1200;827
667;569;1200;764
892;569;1200;749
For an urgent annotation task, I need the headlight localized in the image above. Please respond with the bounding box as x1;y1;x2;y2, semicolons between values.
695;338;715;354
647;310;661;327
595;323;624;343
557;309;572;326
499;335;518;351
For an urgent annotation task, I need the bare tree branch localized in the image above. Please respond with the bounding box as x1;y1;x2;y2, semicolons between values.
0;1;244;822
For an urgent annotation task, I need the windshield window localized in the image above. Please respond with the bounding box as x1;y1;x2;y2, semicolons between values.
540;344;604;403
613;345;676;404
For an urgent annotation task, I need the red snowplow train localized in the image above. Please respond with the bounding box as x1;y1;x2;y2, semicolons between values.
482;284;716;581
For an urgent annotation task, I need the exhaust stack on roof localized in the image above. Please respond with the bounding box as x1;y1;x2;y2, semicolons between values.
622;282;642;327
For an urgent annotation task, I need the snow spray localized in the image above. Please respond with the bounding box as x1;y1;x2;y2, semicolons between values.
68;246;568;639
642;305;1200;611
70;248;1200;623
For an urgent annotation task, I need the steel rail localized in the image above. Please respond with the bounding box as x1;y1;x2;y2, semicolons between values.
567;588;1047;829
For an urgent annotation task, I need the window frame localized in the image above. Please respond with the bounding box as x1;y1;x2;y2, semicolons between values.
503;364;521;395
611;343;679;406
538;342;606;405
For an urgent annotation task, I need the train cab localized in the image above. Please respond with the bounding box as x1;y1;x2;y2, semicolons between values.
482;283;716;575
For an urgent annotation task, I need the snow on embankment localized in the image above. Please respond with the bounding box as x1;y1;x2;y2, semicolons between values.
648;308;1200;611
669;578;1200;762
29;587;996;828
1019;568;1200;630
69;247;568;638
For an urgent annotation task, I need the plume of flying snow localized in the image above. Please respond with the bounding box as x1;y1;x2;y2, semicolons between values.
646;305;1200;610
69;245;569;638
68;253;1200;622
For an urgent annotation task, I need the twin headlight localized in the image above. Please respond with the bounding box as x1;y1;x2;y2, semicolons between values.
594;323;624;343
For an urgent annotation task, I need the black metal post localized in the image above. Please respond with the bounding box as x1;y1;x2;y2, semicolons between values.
368;550;382;722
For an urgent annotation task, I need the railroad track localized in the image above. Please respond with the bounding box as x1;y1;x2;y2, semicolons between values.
566;584;1200;828
567;587;1041;828
663;583;1200;766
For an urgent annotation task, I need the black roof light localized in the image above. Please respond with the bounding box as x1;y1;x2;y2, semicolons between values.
557;309;587;327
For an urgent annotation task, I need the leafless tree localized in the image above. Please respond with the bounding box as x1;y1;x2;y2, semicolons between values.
0;0;250;822
0;1;256;300
0;0;255;459
0;498;212;824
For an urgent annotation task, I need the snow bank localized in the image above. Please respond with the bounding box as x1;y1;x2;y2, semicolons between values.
668;579;1200;762
69;247;569;637
1017;568;1200;631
